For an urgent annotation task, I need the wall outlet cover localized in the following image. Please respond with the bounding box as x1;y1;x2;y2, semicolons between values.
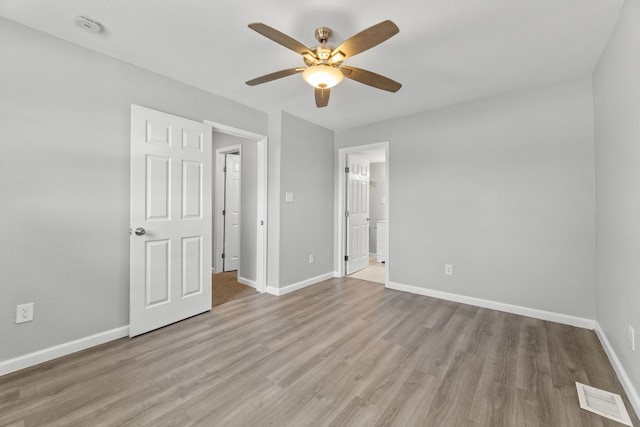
16;302;34;324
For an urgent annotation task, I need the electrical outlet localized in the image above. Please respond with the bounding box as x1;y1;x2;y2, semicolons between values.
16;303;34;324
309;254;314;264
629;325;635;351
445;264;453;276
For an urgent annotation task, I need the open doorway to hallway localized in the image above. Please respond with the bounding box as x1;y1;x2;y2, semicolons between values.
210;125;267;306
213;147;252;306
337;143;389;285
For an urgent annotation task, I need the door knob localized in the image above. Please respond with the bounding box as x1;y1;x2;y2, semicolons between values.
134;227;146;236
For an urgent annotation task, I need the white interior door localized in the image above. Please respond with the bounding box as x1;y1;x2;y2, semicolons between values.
346;155;370;274
130;105;212;337
223;153;240;271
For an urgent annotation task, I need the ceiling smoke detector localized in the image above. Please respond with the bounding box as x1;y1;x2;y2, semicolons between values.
74;15;102;33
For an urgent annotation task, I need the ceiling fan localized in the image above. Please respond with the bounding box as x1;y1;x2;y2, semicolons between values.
245;20;402;108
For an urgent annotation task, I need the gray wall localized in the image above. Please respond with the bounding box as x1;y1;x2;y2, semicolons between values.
212;132;258;282
267;112;282;289
0;18;267;362
278;112;334;287
369;163;387;254
336;77;596;319
593;0;640;398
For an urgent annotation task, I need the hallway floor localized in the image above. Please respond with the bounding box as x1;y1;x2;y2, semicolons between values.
349;256;385;284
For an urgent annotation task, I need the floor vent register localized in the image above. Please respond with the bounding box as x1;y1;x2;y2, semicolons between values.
576;382;633;426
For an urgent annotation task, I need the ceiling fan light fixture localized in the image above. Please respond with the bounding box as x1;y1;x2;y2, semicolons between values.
302;65;343;89
330;51;345;64
246;21;402;107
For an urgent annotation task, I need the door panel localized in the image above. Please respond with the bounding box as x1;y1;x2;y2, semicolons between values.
182;236;202;297
182;160;202;219
146;156;170;220
130;105;212;337
145;239;170;306
182;129;203;151
346;155;370;275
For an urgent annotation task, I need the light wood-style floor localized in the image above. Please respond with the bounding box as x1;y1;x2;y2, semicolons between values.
1;277;638;426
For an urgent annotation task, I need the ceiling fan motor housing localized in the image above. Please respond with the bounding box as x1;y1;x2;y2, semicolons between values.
314;26;332;44
303;27;336;66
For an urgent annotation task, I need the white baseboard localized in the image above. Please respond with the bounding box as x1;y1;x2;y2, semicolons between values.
0;326;129;377
594;322;640;418
266;272;334;296
386;281;595;330
238;276;257;289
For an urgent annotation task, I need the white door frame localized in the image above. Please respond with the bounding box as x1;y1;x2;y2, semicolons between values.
336;142;389;285
214;145;242;273
206;121;267;293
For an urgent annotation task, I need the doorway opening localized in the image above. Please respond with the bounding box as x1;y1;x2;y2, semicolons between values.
212;145;253;307
208;122;267;297
337;142;389;285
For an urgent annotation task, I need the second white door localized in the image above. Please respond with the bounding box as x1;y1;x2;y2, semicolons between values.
223;153;240;271
346;154;370;274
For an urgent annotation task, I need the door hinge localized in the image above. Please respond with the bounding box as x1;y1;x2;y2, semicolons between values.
345;166;349;173
222;253;225;259
345;210;349;217
223;166;227;173
344;255;349;261
222;209;226;216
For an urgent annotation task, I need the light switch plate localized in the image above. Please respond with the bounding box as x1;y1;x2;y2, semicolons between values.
445;264;453;276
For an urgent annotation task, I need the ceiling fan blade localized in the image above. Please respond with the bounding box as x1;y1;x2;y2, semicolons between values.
331;20;399;60
341;66;402;92
246;68;305;86
248;23;317;59
315;87;330;108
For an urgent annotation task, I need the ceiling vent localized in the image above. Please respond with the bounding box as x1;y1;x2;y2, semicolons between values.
74;15;102;33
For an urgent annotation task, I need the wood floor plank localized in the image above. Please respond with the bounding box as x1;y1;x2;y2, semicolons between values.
424;350;485;426
1;278;638;427
371;368;435;426
326;396;380;427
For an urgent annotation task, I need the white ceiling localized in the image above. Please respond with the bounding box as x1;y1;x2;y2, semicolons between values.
0;0;624;131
